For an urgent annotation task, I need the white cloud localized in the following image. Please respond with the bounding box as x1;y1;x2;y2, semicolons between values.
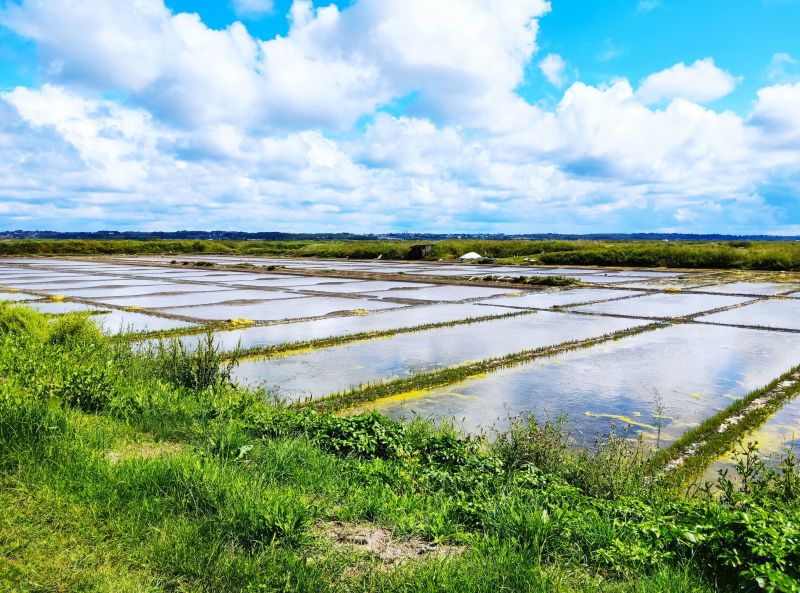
1;0;551;130
231;0;273;18
637;0;661;13
636;58;740;105
0;0;799;234
539;53;567;87
767;53;800;83
749;81;800;150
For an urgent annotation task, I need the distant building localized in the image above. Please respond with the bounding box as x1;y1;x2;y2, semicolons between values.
410;244;435;259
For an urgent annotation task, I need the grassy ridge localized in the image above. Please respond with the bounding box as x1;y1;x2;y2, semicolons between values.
3;238;800;270
1;302;799;591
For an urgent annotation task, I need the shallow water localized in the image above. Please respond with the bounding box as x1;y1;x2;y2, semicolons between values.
27;301;107;314
57;283;225;299
0;281;139;293
693;282;798;296
231;312;650;401
167;303;515;352
0;291;39;302
0;274;94;284
91;310;199;335
162;296;403;322
223;276;360;288
368;324;800;446
171;273;285;283
573;292;751;318
700;299;800;330
100;289;275;309
297;280;435;293
366;284;516;302
483;288;645;309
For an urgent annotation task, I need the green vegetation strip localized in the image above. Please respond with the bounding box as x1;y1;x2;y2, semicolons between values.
652;366;800;483
304;322;668;413
4;237;800;270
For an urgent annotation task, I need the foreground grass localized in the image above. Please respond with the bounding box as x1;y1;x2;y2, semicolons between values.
4;238;800;271
0;303;799;592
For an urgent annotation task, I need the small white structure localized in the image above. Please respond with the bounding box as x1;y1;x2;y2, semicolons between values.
459;252;483;260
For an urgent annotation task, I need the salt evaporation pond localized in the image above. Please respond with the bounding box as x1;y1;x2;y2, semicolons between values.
695;282;798;296
701;299;800;331
366;324;800;446
27;301;106;314
101;289;248;309
366;284;516;302
231;312;650;401
0;292;39;302
164;296;403;322
573;292;751;318
91;310;199;335
59;284;226;299
297;280;435;293
484;288;645;309
169;302;514;352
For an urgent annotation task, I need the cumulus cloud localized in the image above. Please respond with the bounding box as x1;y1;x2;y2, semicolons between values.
0;0;551;130
749;82;800;150
539;53;568;87
636;58;740;105
0;0;799;234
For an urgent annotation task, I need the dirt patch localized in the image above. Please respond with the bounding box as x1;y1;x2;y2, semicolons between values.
105;440;183;464
316;521;463;567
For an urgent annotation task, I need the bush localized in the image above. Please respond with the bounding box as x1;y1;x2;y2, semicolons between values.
56;359;116;412
46;312;104;347
0;304;48;339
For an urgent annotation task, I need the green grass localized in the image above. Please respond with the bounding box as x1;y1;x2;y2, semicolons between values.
4;238;800;270
1;303;799;592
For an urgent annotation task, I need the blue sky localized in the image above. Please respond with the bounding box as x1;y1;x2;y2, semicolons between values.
0;0;799;233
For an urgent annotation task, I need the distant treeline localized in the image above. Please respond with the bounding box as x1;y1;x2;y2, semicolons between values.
2;238;800;270
2;230;798;241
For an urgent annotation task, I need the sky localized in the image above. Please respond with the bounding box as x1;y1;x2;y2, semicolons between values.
0;0;799;234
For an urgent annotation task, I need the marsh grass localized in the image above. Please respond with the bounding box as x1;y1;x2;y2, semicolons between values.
4;238;800;270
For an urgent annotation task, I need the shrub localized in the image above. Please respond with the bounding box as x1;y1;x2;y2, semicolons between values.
0;304;48;339
46;312;104;347
56;354;118;412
